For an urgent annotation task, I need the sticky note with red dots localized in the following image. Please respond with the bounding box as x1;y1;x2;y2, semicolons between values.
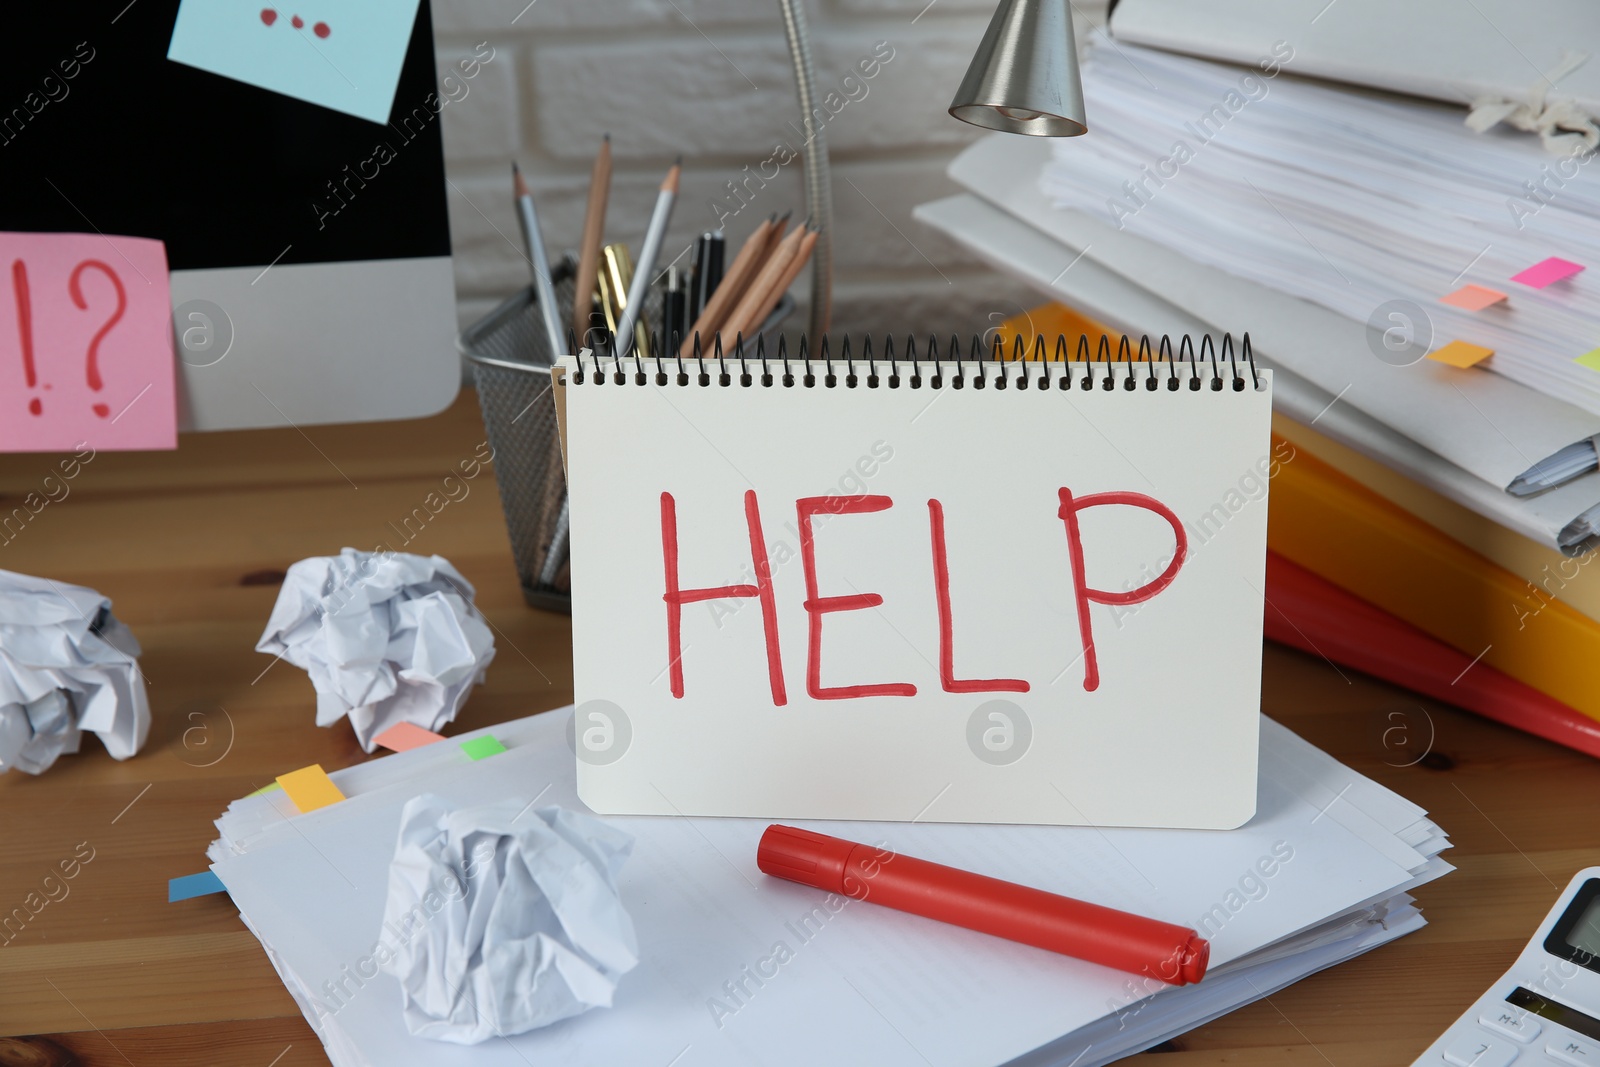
0;232;176;453
167;0;422;124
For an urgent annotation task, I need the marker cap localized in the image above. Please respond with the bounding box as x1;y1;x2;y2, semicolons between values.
756;824;853;892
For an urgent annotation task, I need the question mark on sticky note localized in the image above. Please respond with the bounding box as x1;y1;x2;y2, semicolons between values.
68;259;127;419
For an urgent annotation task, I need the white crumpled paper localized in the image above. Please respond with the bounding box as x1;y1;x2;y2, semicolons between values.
255;549;495;752
0;570;150;775
379;795;639;1044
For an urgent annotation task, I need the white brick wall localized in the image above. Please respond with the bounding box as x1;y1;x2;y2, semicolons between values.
434;0;1109;347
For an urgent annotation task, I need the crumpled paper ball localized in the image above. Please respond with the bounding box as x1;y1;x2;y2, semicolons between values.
379;796;639;1044
0;569;150;775
255;549;495;752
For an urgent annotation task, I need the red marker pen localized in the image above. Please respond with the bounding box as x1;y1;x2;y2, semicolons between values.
757;825;1208;985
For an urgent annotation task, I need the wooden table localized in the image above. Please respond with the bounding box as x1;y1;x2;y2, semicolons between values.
2;393;1596;1066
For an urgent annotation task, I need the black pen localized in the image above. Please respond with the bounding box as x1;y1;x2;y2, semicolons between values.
664;265;688;350
691;231;724;324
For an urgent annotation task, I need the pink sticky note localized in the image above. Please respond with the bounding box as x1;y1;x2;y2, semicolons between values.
1440;284;1508;311
1511;257;1585;288
373;721;446;752
0;232;176;453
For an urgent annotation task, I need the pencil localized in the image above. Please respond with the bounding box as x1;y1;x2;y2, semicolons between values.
678;216;774;357
731;225;816;339
572;134;611;345
512;162;566;361
723;222;806;342
762;210;792;263
538;499;570;589
616;157;680;358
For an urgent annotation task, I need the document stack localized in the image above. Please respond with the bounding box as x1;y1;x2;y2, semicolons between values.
915;4;1600;759
207;707;1450;1066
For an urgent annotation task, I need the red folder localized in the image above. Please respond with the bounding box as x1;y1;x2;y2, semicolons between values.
1263;552;1600;759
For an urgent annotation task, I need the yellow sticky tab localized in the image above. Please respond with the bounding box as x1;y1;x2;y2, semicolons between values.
277;764;346;814
1427;340;1494;368
1576;348;1600;372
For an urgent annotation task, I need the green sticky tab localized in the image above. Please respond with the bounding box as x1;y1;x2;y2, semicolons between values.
460;736;507;761
247;782;283;797
1576;347;1600;372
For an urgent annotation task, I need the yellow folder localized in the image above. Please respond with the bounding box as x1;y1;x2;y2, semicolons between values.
1269;435;1600;723
1274;413;1600;627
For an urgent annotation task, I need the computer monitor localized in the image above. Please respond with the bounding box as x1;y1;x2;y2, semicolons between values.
0;0;458;432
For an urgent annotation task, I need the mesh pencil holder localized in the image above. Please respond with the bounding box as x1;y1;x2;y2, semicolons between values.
462;256;793;612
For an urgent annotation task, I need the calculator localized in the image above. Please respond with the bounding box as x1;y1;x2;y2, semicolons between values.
1413;867;1600;1066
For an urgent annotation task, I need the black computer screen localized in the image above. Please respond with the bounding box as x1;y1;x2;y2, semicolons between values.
0;0;451;272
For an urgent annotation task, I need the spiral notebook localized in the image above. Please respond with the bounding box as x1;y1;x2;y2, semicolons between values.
554;340;1274;828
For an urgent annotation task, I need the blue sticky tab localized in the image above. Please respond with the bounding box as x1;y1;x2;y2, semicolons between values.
168;870;227;903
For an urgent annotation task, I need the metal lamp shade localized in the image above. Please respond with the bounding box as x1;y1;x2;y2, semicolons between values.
949;0;1088;137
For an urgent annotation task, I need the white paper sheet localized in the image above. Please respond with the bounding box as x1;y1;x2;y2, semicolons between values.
560;357;1273;828
256;549;495;752
0;569;150;774
1036;42;1600;436
208;707;1450;1067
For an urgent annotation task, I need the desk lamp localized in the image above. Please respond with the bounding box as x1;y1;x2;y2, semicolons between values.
776;0;1086;337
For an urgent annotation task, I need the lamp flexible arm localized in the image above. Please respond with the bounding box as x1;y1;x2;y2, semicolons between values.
777;0;833;337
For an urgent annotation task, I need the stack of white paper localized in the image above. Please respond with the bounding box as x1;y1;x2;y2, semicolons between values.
914;131;1600;554
1040;39;1600;418
207;707;1450;1067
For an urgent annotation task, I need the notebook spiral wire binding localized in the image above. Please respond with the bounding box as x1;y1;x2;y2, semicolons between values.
567;330;1262;392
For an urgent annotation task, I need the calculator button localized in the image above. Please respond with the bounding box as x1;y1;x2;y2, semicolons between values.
1548;1036;1600;1065
1446;1036;1516;1067
1480;1011;1541;1043
1442;1033;1519;1066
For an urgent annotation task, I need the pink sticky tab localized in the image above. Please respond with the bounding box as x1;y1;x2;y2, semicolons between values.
1511;257;1585;288
0;232;176;453
1440;284;1507;311
373;721;446;752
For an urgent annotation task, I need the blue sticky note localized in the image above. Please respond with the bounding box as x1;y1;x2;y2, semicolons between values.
166;0;423;125
168;871;227;903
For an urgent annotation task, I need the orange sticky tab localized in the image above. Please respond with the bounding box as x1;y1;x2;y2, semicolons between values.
373;722;446;752
1440;285;1507;311
1427;340;1494;368
276;764;346;813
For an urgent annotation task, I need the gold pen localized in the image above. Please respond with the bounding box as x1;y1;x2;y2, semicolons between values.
598;243;651;358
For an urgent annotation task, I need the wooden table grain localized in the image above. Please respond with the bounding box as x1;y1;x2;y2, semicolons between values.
1;393;1596;1066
